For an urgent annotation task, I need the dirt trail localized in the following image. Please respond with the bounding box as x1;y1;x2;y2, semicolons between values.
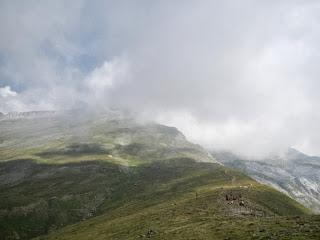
231;176;236;185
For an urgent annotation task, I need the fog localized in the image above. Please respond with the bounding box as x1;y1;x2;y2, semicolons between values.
1;1;320;158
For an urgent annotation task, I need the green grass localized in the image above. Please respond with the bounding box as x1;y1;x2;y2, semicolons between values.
37;206;319;240
32;158;318;240
1;158;316;240
0;116;213;164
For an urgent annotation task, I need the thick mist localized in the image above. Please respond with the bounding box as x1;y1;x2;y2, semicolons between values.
1;1;320;158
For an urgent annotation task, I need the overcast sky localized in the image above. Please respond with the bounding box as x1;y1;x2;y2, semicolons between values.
1;0;320;158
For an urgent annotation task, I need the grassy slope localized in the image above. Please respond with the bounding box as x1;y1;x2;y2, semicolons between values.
35;159;319;240
0;114;319;239
0;114;212;239
2;157;317;240
0;114;213;164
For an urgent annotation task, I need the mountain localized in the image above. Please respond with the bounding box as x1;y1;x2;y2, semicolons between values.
0;110;215;164
212;148;320;213
0;111;319;240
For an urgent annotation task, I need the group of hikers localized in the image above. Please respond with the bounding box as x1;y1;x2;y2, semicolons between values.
225;192;245;206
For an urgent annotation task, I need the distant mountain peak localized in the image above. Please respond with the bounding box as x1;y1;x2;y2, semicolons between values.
285;147;308;160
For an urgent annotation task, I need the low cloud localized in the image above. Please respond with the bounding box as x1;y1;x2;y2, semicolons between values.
1;1;320;158
85;57;131;106
0;86;17;98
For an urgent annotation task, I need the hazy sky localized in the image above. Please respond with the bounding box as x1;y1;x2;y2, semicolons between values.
1;0;320;158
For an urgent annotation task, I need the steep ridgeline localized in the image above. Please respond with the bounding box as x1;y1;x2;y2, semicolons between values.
213;148;320;213
0;111;319;240
0;110;214;164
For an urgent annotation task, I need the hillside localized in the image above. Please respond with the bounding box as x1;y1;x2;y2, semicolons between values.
0;110;214;164
0;111;319;240
36;159;319;240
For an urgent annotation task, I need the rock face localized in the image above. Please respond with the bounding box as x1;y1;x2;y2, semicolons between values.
213;148;320;213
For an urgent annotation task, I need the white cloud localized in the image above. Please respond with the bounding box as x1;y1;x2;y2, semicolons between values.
0;86;17;98
86;57;130;99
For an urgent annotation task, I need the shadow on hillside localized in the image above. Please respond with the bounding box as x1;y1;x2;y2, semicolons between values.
36;143;111;157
